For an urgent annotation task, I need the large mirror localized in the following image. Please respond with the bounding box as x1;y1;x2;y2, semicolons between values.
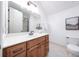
7;1;41;33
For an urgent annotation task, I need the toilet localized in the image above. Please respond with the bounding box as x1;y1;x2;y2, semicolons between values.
67;44;79;56
66;37;79;56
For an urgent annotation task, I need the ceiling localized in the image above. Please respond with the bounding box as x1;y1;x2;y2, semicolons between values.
8;1;40;17
36;1;79;16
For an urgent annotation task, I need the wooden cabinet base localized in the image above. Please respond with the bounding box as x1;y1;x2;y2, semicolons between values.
3;35;49;57
3;42;26;57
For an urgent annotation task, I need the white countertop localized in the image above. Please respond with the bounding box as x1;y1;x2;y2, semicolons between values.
2;32;48;48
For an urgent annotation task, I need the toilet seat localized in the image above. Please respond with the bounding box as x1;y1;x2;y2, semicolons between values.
67;44;79;52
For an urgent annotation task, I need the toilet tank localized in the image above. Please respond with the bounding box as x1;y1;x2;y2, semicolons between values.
66;37;79;46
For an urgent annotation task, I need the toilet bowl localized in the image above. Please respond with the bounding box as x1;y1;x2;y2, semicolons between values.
67;44;79;56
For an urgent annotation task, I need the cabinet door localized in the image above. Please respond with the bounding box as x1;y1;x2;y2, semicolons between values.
39;42;49;57
27;44;46;57
45;43;49;56
26;35;49;57
40;44;45;57
27;46;38;57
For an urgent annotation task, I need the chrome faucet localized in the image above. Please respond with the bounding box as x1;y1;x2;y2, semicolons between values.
29;31;34;35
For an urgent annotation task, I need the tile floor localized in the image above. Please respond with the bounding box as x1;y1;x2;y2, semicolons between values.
48;42;72;57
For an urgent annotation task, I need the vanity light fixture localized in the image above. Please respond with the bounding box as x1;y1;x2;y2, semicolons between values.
27;1;37;7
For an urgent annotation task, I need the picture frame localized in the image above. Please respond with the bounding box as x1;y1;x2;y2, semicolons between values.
66;16;79;30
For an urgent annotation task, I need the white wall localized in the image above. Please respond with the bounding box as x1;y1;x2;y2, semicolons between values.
38;4;48;33
0;1;7;57
47;5;79;46
0;1;3;57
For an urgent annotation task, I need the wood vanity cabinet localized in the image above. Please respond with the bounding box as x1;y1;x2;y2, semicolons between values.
3;35;49;57
3;42;26;57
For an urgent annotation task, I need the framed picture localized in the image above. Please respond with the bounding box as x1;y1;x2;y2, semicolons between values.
66;16;79;30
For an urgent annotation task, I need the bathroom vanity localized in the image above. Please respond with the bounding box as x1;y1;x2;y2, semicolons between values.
2;1;49;57
2;33;49;57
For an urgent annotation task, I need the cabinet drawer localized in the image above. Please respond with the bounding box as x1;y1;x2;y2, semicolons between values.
45;43;49;56
27;45;38;57
3;42;26;57
27;36;45;49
